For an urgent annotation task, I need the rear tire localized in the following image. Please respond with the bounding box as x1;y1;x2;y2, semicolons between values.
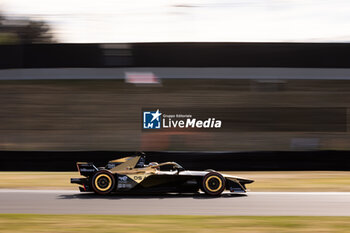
92;170;115;195
202;172;225;196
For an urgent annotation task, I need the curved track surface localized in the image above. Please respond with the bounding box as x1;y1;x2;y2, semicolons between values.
0;190;350;216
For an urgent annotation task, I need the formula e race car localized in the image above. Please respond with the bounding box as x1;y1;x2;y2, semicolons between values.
71;153;254;196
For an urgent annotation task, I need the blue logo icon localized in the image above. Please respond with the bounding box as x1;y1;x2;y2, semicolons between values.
143;109;162;129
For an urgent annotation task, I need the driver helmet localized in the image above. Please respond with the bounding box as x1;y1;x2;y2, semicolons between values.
148;162;159;170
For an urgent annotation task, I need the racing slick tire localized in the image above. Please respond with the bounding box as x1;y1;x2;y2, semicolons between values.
92;170;115;195
202;172;225;196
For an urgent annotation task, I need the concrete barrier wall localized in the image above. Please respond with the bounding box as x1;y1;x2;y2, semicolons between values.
2;43;350;69
0;150;349;171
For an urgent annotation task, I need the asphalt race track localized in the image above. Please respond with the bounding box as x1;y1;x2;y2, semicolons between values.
0;190;350;216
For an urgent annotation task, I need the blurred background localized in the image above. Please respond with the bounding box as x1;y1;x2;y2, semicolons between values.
1;3;350;231
2;0;350;43
1;0;350;153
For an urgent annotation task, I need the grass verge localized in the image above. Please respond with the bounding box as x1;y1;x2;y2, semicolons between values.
0;171;350;191
0;214;349;233
0;172;76;190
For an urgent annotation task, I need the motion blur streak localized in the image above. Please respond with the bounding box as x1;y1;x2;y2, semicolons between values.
1;76;350;151
2;0;350;43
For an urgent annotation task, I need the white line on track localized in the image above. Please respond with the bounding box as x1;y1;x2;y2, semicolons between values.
250;192;350;195
1;189;350;195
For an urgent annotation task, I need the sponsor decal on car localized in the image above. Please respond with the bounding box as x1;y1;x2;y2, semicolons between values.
79;168;95;172
118;175;128;182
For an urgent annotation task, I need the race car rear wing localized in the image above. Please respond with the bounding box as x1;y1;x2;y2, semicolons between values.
76;162;98;177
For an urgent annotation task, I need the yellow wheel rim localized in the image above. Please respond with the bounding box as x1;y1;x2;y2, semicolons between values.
205;175;222;192
94;174;112;191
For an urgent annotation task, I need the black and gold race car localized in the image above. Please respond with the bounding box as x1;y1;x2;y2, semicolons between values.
71;153;254;196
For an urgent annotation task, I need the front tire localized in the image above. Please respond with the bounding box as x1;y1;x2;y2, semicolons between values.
92;170;115;195
202;172;225;196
